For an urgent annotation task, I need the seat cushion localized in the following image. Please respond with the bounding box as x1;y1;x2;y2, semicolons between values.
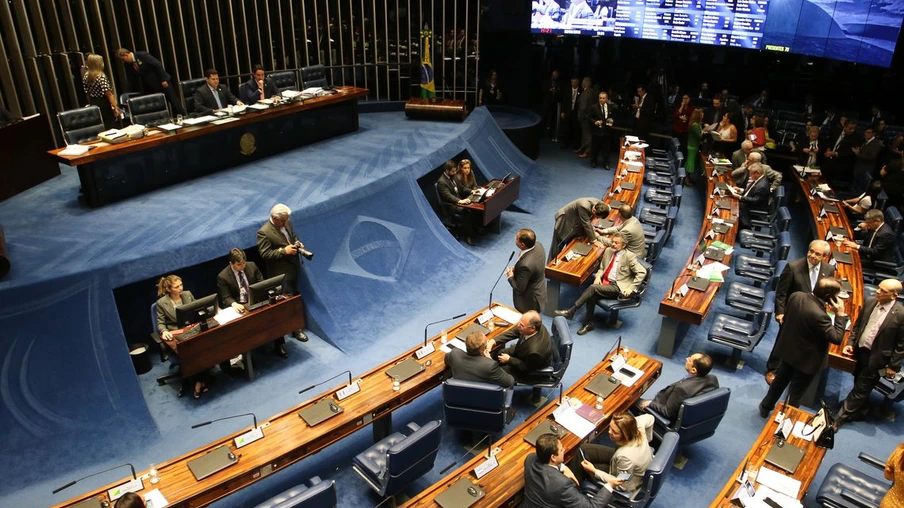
353;431;407;478
725;282;765;314
815;463;889;508
708;313;754;349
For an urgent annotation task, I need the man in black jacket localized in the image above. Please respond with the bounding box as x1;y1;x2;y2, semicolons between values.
588;91;614;169
507;229;547;313
521;434;615;508
560;77;582;150
730;163;771;228
116;48;186;115
638;353;719;422
436;160;476;245
193;69;244;115
492;311;552;382
837;278;904;424
240;64;281;105
215;248;265;369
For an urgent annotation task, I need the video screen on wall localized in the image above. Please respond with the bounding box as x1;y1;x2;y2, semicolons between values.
531;0;904;67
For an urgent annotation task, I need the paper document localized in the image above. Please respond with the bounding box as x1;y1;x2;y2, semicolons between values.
625;135;640;143
182;115;218;125
220;105;247;114
817;192;839;202
791;421;814;441
157;123;183;131
247;103;270;111
144;489;169;508
491;306;522;325
625;161;644;169
755;466;801;498
750;485;802;508
439;338;466;353
552;402;595;438
611;363;644;386
281;90;302;98
624;150;643;160
302;87;323;95
211;117;240;125
59;144;90;156
214;306;243;326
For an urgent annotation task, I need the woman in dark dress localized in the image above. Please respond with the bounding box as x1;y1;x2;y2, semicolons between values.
83;53;120;129
478;70;502;106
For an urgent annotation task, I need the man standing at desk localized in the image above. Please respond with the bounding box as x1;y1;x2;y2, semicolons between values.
837;278;904;425
549;198;610;261
115;48;186;116
555;233;647;336
521;433;615;508
759;278;847;417
257;204;309;346
193;69;244;115
638;353;718;422
215;248;265;368
445;331;514;388
241;64;281;104
729;163;770;229
507;228;547;313
492;311;552;383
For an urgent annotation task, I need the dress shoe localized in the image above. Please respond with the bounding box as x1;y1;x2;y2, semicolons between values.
577;322;595;335
590;161;597;168
292;330;309;342
577;152;590;158
603;165;610;171
465;237;476;246
765;371;776;385
276;345;289;358
758;404;771;418
572;148;582;153
554;308;575;319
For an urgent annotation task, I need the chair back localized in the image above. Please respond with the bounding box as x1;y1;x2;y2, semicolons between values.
58;106;104;144
671;387;731;446
766;261;786;292
252;476;337;508
150;302;158;334
671;184;683;208
886;206;902;234
129;93;170;125
301;64;329;89
771;231;791;264
180;78;208;115
443;379;510;433
627;432;680;507
270;70;299;92
383;420;442;496
747;291;775;349
775;207;791;232
549;316;573;380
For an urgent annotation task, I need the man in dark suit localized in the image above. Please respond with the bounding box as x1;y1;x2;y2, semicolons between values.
823;120;862;184
554;233;647;336
549;198;610;261
576;77;599;157
759;278;848;417
796;126;824;168
492;311;553;382
115;48;186;115
765;240;835;381
730;163;771;229
632;85;655;141
257;203;309;344
844;209;897;265
436;160;476;245
541;69;562;140
521;434;615;508
836;279;904;424
445;331;514;388
240;64;281;104
507;229;547;313
852;127;882;192
588;91;614;169
560;77;582;150
193;68;244;115
214;247;270;366
638;353;719;422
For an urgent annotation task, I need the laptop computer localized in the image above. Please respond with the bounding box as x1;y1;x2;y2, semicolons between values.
620;181;636;190
823;203;840;214
712;223;731;234
829;226;848;238
716;199;732;210
596;219;615;230
764;441;805;474
435;478;485;508
187;445;238;481
585;373;621;398
609;199;625;209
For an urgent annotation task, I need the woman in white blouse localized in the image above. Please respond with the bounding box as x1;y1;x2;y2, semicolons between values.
570;411;654;492
842;179;883;216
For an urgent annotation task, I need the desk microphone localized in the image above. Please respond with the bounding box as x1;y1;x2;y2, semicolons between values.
299;370;353;394
424;313;467;347
489;251;516;308
52;463;139;494
603;335;622;362
192;412;258;430
439;433;493;474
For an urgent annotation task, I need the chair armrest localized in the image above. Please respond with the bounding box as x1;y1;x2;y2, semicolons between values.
150;331;161;344
840;489;879;508
406;422;421;433
645;407;672;430
724;325;751;335
858;453;886;471
307;476;323;486
871;260;901;273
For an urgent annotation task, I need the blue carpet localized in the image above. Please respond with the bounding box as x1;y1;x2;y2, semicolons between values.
0;108;899;507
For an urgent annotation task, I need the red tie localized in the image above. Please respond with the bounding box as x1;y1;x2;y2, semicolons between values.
600;252;617;285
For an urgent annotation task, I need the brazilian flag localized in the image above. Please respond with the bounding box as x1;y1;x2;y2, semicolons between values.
420;28;435;99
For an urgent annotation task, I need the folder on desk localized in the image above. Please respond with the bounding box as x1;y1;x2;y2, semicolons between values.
385;357;425;382
596;219;615;230
187;445;238;481
833;251;853;265
585;372;621;398
455;323;490;342
829;226;848;238
608;199;625;209
715;182;730;191
687;276;711;292
524;420;568;446
298;398;344;426
703;246;726;261
712;223;731;234
764;441;805;474
716;199;731;210
435;477;485;508
625;161;643;173
619;181;636;190
823;203;840;214
571;243;593;256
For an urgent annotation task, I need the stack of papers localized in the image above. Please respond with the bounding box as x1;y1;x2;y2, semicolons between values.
302;87;323;95
695;262;730;282
211;117;240;125
756;467;801;498
439;338;466;353
552;401;595;438
157;123;182;131
248;103;270;111
712;158;732;165
709;240;735;255
59;144;90;156
491;306;522;325
281;90;302;98
183;115;218;125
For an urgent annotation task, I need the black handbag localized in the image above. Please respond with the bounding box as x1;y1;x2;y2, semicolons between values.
804;399;835;449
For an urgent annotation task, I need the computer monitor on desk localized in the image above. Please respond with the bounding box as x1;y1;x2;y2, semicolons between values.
175;293;218;330
249;274;286;308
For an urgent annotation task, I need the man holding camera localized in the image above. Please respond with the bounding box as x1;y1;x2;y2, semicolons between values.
257;203;310;345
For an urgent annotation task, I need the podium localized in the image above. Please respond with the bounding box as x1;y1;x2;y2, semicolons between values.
0;114;60;202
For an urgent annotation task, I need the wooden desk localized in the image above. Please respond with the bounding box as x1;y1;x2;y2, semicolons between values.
1;114;60;201
165;295;305;379
55;305;517;508
402;349;663;508
657;159;740;357
460;176;521;230
544;141;647;314
49;87;367;206
709;404;827;507
792;171;860;373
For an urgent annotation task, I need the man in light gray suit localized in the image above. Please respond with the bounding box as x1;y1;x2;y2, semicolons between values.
257;203;308;344
598;204;646;259
508;228;547;313
549;198;610;261
555;233;647;335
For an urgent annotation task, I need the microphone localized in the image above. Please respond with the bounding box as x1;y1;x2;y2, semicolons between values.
53;463;138;495
424;313;467;347
489;251;516;308
439;433;493;474
603;335;622;361
557;384;565;405
192;412;258;430
299;370;353;394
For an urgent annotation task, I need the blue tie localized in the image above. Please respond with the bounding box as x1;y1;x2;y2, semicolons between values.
211;87;223;109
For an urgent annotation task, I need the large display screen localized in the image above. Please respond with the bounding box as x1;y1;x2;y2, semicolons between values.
531;0;904;67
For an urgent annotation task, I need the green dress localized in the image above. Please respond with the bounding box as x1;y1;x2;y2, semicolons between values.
686;122;702;174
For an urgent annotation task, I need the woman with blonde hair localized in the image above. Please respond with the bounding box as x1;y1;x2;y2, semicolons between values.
569;411;654;491
155;275;207;399
83;53;120;128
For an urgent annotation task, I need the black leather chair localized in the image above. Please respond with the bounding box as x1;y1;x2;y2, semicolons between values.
443;379;513;434
128;93;171;126
252;476;337;508
180;78;208;115
725;260;785;317
57;106;105;144
301;64;330;89
815;453;890;507
270;70;299;92
352;420;442;498
514;316;573;400
708;291;775;366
